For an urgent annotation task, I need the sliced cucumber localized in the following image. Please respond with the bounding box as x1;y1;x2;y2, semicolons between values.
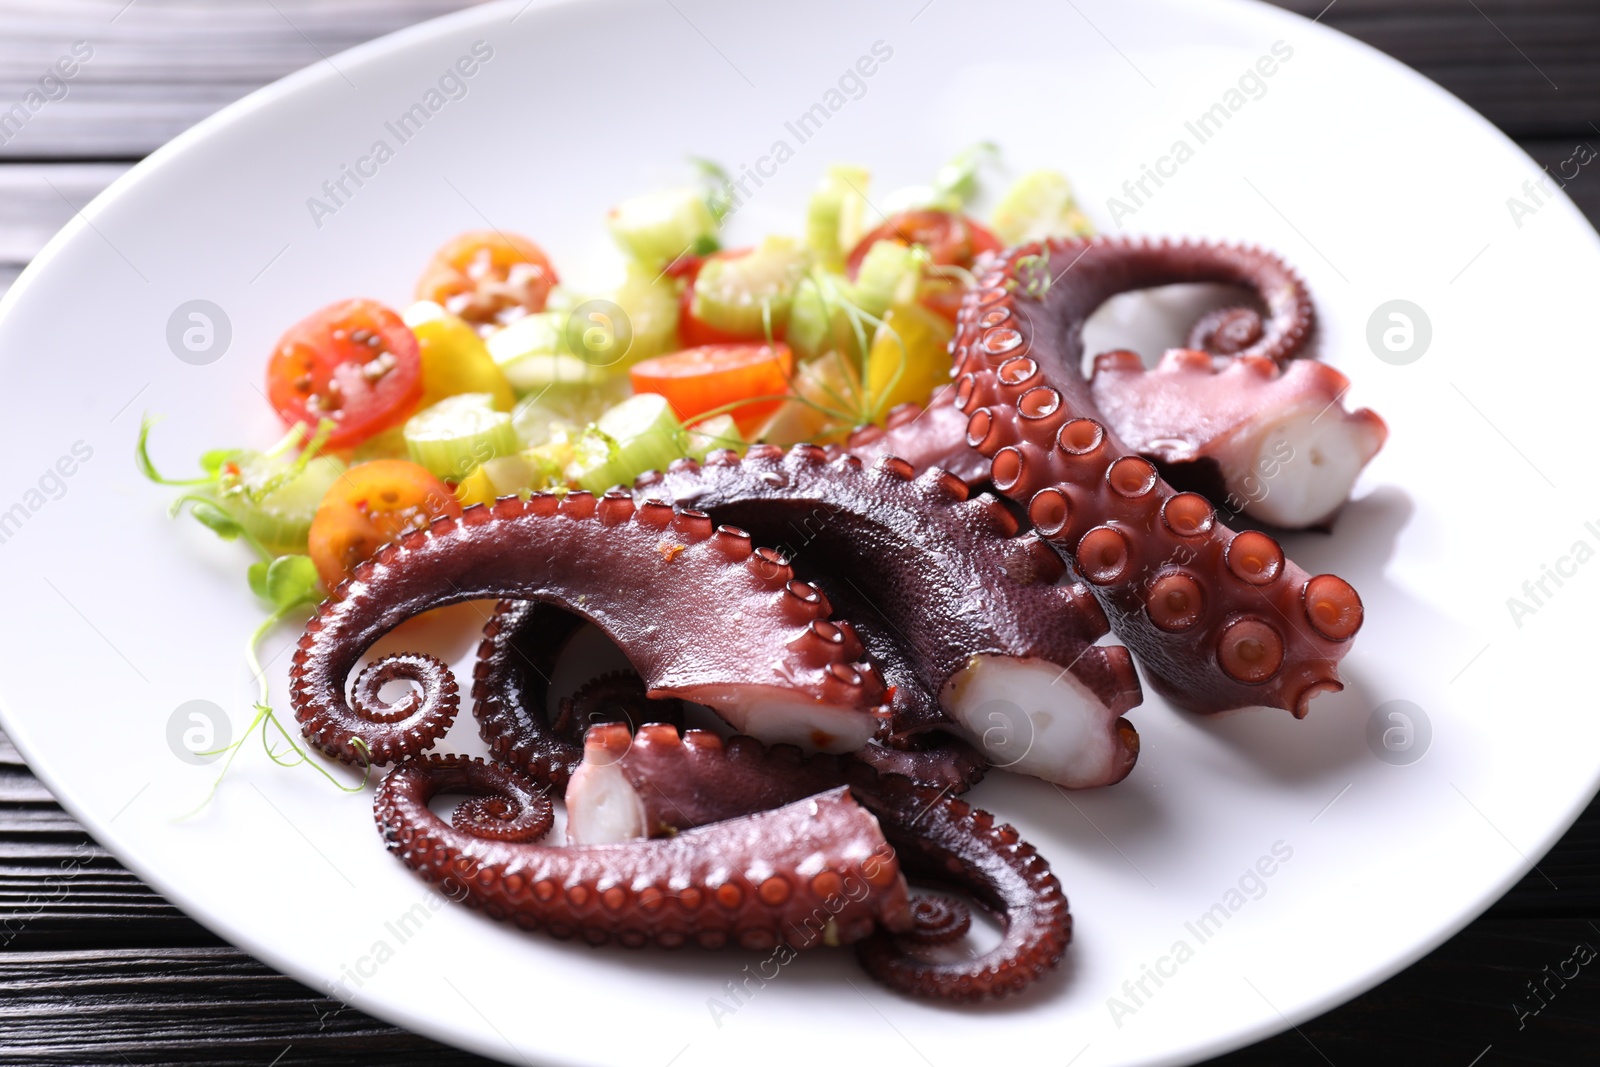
608;187;719;267
404;393;519;481
805;164;871;271
219;452;346;556
990;169;1094;245
570;393;686;493
689;236;809;338
685;413;745;461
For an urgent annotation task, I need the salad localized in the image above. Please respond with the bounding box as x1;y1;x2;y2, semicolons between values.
138;147;1093;787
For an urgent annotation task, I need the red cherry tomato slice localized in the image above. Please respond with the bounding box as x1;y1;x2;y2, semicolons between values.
266;299;423;451
415;230;558;333
845;210;1004;321
306;459;462;590
629;343;794;435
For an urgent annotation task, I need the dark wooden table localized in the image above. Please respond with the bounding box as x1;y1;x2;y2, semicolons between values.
2;2;1596;1063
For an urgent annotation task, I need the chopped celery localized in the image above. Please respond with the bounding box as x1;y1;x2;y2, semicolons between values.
865;301;955;421
608;188;718;267
685;413;745;460
403;301;516;411
487;312;609;395
606;263;680;366
689;237;809;337
787;272;871;363
510;379;627;447
990;170;1094;245
404;393;519;481
218;452;346;557
570;393;686;493
805;165;872;271
851;240;922;319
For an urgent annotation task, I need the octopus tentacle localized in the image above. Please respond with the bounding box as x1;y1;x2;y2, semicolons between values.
375;753;913;950
952;238;1364;716
855;773;1070;1002
1090;348;1388;528
844;238;1323;491
634;443;1142;789
565;724;1069;1000
849;733;989;794
471;601;588;785
291;491;887;765
841;388;992;488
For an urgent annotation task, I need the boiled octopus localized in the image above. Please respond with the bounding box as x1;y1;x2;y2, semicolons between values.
374;720;1069;1001
289;491;887;766
286;232;1384;1007
946;236;1367;715
1088;348;1387;529
849;239;1385;531
634;443;1143;788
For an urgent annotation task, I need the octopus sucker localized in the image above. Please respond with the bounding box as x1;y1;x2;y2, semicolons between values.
950;237;1366;716
376;753;913;951
1090;348;1388;528
563;725;1069;1000
630;442;1144;789
289;492;887;766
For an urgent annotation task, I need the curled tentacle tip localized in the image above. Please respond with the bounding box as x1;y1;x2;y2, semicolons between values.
903;896;972;946
1292;678;1343;718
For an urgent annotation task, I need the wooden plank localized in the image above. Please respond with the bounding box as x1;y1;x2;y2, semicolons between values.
0;0;490;159
1271;0;1600;137
0;1;1591;158
0;162;127;262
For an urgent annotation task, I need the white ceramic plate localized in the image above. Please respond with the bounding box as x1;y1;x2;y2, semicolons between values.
2;1;1596;1064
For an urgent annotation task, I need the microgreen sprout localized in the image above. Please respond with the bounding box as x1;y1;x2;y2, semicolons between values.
139;416;366;811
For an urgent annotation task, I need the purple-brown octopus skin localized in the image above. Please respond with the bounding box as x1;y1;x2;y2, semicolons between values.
566;723;1070;1001
950;236;1366;717
843;385;992;486
375;754;914;954
475;599;988;795
634;442;1144;789
1090;349;1388;529
845;239;1322;491
289;491;887;766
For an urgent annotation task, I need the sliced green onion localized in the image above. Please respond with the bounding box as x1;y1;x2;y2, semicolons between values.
851;240;921;319
990;169;1095;245
404;393;519;481
608;187;719;267
219;452;346;556
805;164;872;271
571;393;686;493
685;413;745;461
689;236;809;337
